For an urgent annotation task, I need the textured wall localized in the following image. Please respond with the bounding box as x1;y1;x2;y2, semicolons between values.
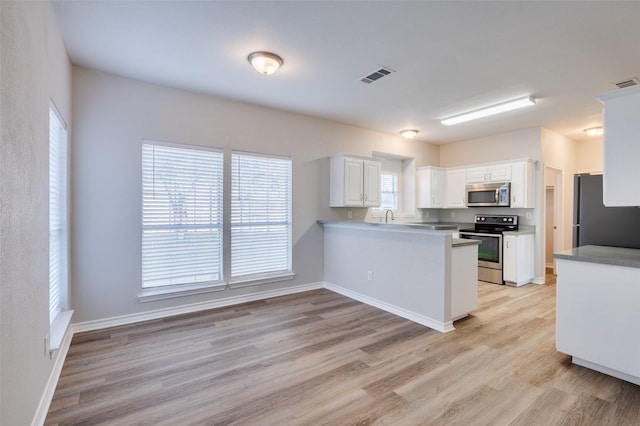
0;1;71;424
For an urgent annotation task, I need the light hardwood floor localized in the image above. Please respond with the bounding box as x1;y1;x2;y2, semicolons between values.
46;275;640;425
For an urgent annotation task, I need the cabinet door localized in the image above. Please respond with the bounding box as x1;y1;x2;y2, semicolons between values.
598;85;640;206
445;169;468;208
344;158;364;206
510;161;535;208
503;234;534;286
416;167;444;208
466;167;487;183
363;160;381;207
487;164;512;182
503;235;517;283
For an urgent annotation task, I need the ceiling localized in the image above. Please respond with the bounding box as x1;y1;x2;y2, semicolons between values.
51;1;640;144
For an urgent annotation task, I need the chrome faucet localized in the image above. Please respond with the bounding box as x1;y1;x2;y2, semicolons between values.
385;209;395;223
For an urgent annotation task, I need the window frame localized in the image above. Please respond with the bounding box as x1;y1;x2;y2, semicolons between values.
140;139;225;299
229;150;294;287
49;101;68;325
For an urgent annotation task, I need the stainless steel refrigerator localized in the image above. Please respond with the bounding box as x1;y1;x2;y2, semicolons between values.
573;174;640;248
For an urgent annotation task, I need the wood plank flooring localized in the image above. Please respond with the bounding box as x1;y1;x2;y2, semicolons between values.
46;275;640;425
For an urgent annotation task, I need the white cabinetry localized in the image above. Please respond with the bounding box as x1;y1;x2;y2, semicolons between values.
330;154;381;207
510;160;535;208
503;233;534;286
445;168;468;208
451;243;478;320
466;164;512;183
596;85;640;206
416;166;445;208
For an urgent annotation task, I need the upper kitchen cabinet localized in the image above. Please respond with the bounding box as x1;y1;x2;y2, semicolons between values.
330;154;381;207
466;164;512;183
597;85;640;206
445;168;468;208
510;160;536;208
417;166;445;208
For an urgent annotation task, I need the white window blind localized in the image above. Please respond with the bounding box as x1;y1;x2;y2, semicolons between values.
49;104;68;324
142;141;223;288
231;151;292;279
380;172;399;211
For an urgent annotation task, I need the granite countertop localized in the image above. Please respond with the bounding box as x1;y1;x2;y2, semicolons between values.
317;220;458;231
503;225;535;236
553;245;640;268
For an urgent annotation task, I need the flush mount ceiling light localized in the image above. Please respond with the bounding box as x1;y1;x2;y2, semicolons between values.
441;96;536;126
583;126;604;136
248;51;283;75
400;129;419;139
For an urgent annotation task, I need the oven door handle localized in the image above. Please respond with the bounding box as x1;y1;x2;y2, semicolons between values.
459;232;502;238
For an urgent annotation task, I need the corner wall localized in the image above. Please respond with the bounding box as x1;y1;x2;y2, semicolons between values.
70;67;440;324
541;128;578;255
0;1;72;424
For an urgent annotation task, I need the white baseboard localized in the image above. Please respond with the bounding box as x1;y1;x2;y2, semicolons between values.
324;282;454;333
32;324;74;426
73;281;324;333
532;276;546;285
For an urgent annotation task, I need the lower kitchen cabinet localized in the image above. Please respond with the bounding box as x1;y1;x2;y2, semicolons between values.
503;233;534;286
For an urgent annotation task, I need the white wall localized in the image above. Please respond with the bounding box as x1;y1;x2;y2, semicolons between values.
541;128;578;257
71;67;440;323
576;138;603;173
439;127;541;167
0;1;72;424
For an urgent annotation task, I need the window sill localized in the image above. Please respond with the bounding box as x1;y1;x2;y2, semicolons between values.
50;310;73;356
139;282;226;303
228;272;295;289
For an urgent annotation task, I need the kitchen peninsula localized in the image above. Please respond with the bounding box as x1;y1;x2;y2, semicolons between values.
554;245;640;385
318;220;480;333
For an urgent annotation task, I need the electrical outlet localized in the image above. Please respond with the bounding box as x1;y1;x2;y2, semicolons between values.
424;211;429;219
451;212;456;218
526;212;533;220
367;271;373;281
347;210;352;219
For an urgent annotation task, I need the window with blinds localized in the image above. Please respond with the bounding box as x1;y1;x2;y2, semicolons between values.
231;151;292;280
142;141;223;288
49;103;68;324
380;172;399;211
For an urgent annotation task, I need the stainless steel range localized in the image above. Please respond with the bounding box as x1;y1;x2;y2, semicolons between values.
459;215;518;285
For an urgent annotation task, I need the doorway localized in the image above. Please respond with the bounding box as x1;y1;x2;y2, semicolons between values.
545;167;563;275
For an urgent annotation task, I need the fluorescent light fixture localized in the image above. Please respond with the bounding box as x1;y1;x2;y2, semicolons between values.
248;51;283;75
583;126;603;136
441;96;536;126
400;129;419;139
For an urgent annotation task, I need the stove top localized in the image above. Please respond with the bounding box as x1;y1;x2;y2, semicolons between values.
461;215;519;234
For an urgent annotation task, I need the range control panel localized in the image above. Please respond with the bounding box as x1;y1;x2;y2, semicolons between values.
474;215;518;226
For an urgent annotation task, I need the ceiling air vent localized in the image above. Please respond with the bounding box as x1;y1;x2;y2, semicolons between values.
360;67;395;84
615;78;640;89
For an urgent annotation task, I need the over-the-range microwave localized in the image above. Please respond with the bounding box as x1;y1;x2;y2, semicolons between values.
465;182;510;207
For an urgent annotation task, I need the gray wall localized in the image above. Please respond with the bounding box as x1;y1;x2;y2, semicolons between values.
71;67;440;323
0;1;72;424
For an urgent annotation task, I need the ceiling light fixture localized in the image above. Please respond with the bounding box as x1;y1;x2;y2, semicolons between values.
583;126;604;136
248;51;283;75
441;96;536;126
400;129;419;139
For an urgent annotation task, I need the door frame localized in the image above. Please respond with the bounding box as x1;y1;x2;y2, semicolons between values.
545;166;563;275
